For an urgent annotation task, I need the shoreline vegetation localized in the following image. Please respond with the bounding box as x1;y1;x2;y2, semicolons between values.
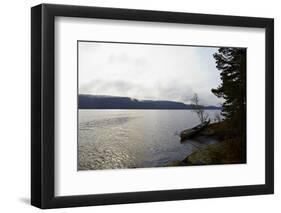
168;121;246;166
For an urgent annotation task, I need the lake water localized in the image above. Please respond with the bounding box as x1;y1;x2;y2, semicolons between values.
78;110;220;170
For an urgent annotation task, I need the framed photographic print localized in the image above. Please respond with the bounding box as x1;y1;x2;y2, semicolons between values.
31;4;274;209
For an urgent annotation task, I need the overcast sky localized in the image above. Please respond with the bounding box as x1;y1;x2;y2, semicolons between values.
79;42;222;106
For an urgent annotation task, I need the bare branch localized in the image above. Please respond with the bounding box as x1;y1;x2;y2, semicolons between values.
190;93;209;124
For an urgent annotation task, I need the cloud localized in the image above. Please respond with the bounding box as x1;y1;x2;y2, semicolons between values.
80;79;138;96
78;42;222;105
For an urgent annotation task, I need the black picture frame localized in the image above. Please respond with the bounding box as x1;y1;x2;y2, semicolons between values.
31;3;274;209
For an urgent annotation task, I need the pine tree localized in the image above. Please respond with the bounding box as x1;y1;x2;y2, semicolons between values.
212;48;246;135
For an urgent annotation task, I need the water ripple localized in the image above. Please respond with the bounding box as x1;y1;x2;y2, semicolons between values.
80;116;136;130
78;143;137;170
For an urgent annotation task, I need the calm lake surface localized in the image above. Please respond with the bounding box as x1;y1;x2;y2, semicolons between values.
78;110;220;170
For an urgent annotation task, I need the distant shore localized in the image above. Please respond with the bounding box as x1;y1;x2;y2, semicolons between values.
79;94;222;110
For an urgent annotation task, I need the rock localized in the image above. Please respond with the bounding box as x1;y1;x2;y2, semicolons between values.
199;129;215;136
166;160;187;167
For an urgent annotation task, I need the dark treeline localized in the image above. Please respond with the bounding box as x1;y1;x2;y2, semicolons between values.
212;47;246;159
79;94;221;110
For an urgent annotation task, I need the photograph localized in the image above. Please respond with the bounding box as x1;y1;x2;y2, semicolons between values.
78;41;246;170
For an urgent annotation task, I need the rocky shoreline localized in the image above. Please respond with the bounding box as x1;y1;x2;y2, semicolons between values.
168;122;246;166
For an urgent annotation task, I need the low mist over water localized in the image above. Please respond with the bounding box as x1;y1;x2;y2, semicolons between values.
78;109;220;170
